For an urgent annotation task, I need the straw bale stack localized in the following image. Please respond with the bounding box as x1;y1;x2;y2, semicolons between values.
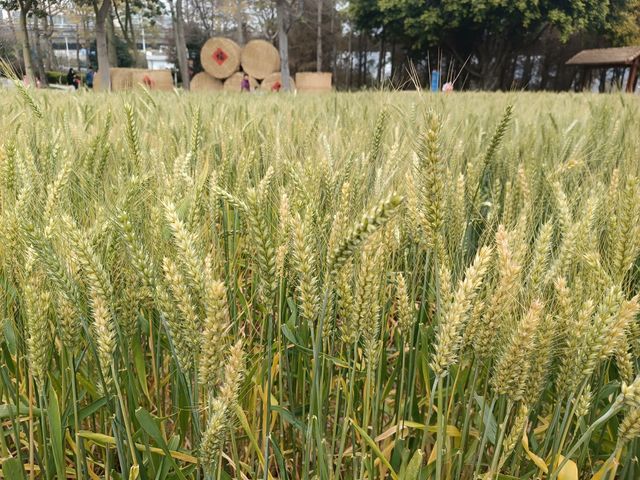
131;69;173;91
201;37;241;79
295;72;333;92
223;72;258;92
241;40;280;80
110;68;134;91
260;72;295;92
190;72;223;92
103;68;173;91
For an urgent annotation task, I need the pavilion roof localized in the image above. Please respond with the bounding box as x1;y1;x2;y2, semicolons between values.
566;46;640;67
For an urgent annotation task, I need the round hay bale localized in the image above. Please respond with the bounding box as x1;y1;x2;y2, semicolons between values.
201;37;241;79
190;72;223;92
240;40;280;80
223;72;258;92
131;69;174;91
295;72;333;92
259;72;295;92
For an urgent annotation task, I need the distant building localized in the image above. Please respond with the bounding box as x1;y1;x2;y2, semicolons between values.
0;9;174;71
146;49;174;70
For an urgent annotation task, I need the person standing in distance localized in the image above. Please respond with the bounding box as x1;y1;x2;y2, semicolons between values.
241;73;251;92
67;68;77;89
86;67;95;89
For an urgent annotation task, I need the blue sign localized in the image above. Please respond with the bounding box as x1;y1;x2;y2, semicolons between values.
431;70;440;92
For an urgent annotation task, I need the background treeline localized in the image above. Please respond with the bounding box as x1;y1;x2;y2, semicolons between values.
2;0;640;90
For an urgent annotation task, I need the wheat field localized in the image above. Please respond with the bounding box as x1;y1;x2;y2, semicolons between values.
0;88;639;479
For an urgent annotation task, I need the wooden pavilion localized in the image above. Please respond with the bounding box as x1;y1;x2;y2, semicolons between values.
566;46;640;92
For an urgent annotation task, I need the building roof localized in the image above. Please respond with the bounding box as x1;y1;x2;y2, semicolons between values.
566;46;640;66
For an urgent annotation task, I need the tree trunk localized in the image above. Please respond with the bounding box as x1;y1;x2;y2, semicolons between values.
43;16;55;72
599;68;607;93
276;0;292;91
377;34;384;84
539;56;551;90
347;27;353;89
625;60;638;93
82;14;88;67
390;39;396;80
235;0;244;44
113;0;134;64
497;54;514;90
520;55;533;89
577;67;587;91
18;4;36;84
94;0;112;90
477;37;509;90
357;33;363;87
173;0;190;89
76;26;81;69
613;68;622;91
5;13;24;68
33;15;48;85
106;13;118;66
330;0;337;84
126;0;143;67
361;35;367;87
316;0;323;72
126;0;140;66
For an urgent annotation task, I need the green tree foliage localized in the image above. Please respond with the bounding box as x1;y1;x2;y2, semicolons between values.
88;36;135;68
0;0;46;81
350;0;407;48
350;0;639;88
603;0;640;44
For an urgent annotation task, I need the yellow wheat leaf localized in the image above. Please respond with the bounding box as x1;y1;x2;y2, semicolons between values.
427;440;438;465
375;440;397;477
271;351;280;379
521;434;548;473
591;460;613;480
591;451;620;480
401;420;462;437
554;455;578;480
129;464;140;480
77;430;198;464
350;419;399;480
533;415;550;436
